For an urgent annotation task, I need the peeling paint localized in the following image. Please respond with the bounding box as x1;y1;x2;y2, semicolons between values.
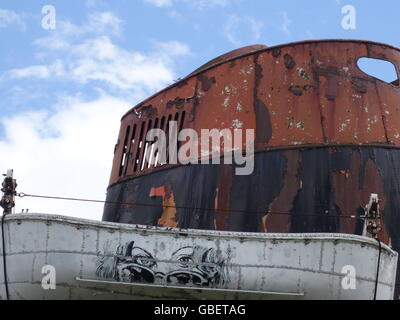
231;119;243;129
106;40;400;297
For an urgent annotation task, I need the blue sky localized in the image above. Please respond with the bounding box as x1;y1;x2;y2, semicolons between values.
0;0;399;219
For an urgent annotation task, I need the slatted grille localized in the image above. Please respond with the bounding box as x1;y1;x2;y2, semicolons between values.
118;110;187;176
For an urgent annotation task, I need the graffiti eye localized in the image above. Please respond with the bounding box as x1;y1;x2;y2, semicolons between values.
178;256;193;267
134;255;155;267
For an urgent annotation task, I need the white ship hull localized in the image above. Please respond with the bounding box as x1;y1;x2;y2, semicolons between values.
0;214;397;300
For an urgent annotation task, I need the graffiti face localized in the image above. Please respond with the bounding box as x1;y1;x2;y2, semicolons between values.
166;246;226;286
115;247;158;283
96;241;229;287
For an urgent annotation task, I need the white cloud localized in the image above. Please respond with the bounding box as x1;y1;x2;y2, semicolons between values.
9;60;65;79
8;11;190;93
58;12;123;37
0;94;128;220
184;0;229;9
34;33;71;51
144;0;173;7
248;16;263;43
1;12;190;221
0;8;25;30
9;65;51;79
224;15;241;46
153;40;191;56
11;35;189;92
70;37;180;90
144;0;229;9
85;0;106;8
223;14;264;46
280;11;292;36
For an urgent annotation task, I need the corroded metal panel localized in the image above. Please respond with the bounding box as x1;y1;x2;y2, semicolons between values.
109;40;400;186
103;147;399;241
103;40;400;296
0;214;397;300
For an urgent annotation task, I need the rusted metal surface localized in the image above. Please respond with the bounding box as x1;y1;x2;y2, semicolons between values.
103;40;400;296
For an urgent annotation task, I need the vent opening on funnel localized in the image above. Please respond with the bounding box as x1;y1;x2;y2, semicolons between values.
357;57;399;85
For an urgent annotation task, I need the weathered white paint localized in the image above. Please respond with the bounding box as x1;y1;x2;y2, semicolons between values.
0;214;397;300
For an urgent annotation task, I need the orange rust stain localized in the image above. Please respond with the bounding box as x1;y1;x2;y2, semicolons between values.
262;150;300;233
149;184;178;228
214;165;233;231
214;187;219;208
331;151;389;243
261;215;268;232
149;186;165;197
